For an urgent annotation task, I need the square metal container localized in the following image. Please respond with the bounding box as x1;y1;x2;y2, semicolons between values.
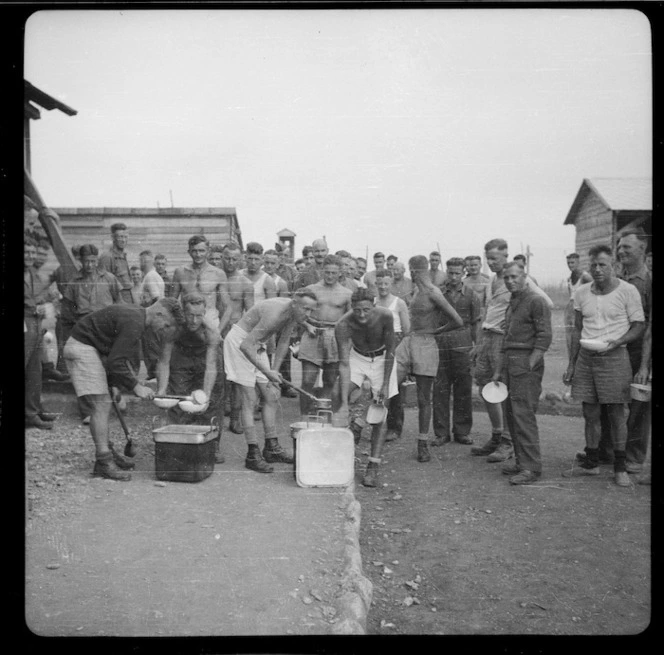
292;425;355;487
152;423;219;483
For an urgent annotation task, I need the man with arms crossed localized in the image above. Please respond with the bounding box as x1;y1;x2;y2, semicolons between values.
471;239;553;464
336;288;398;488
563;245;644;487
395;255;463;463
300;255;353;417
223;290;318;472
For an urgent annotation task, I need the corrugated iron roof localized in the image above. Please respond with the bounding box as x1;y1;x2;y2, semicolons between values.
564;177;652;224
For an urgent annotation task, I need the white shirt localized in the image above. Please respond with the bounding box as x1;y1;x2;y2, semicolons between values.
141;268;165;305
387;296;402;333
573;280;644;343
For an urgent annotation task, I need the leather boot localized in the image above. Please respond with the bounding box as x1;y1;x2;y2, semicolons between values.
262;438;294;464
245;444;274;473
471;432;501;456
93;453;131;481
417;439;431;463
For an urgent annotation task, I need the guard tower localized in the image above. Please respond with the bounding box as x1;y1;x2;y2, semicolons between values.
277;228;296;263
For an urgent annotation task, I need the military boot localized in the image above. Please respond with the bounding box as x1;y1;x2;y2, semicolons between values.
262;438;294;464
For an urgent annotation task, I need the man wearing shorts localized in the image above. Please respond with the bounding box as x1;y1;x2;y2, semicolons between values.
63;299;184;480
221;242;255;433
223;290;318;473
336;288;398;487
299;255;353;417
395;255;463;463
471;238;553;463
563;245;644;487
156;293;225;463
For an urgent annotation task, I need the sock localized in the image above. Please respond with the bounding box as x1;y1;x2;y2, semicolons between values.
613;450;627;473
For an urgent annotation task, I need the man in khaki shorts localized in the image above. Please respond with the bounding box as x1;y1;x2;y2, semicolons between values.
223;290;318;472
64;299;184;480
395;255;463;463
299;254;353;417
336;288;398;487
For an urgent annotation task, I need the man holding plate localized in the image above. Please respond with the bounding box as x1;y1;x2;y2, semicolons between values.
563;245;645;487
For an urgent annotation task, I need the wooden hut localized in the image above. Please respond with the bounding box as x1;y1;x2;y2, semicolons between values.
42;207;242;278
564;178;652;269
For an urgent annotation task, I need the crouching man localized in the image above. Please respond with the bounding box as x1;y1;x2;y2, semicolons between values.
63;298;184;480
223;289;318;472
335;288;398;487
492;261;552;485
156;293;226;464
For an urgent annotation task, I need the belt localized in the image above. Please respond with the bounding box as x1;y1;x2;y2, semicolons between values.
353;345;386;358
308;319;337;329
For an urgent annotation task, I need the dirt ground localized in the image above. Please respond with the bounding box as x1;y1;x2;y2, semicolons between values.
356;409;651;636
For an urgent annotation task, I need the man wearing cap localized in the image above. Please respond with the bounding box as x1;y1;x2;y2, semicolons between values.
336;288;398;487
492;261;552;485
98;222;133;303
395;255;463;463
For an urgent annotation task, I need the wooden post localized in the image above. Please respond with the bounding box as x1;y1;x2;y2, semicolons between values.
24;168;78;280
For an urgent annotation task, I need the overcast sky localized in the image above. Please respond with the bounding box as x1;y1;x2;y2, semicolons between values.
25;8;651;283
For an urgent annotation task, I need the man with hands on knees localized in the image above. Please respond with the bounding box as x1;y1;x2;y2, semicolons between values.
491;261;552;485
223;290;319;473
156;292;225;463
335;288;398;488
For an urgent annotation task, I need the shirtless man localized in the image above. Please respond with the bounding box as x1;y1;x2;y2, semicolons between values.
336;288;398;487
299;254;353;416
395;255;463;463
335;249;359;293
463;255;492;313
223;290;318;472
429;251;447;287
241;242;277;303
263;249;290;297
221;242;255;434
170;235;232;335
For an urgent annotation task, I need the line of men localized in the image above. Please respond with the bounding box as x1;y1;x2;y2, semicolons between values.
26;216;651;488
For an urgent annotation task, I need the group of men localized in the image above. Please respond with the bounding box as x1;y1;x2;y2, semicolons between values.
25;214;651;488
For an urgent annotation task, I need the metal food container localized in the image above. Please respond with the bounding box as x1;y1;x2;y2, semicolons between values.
152;417;219;483
291;422;355;488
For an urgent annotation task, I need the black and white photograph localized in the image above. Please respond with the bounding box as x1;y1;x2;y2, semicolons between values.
22;5;652;639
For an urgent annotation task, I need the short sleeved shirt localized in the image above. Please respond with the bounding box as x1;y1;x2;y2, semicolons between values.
573;280;645;343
